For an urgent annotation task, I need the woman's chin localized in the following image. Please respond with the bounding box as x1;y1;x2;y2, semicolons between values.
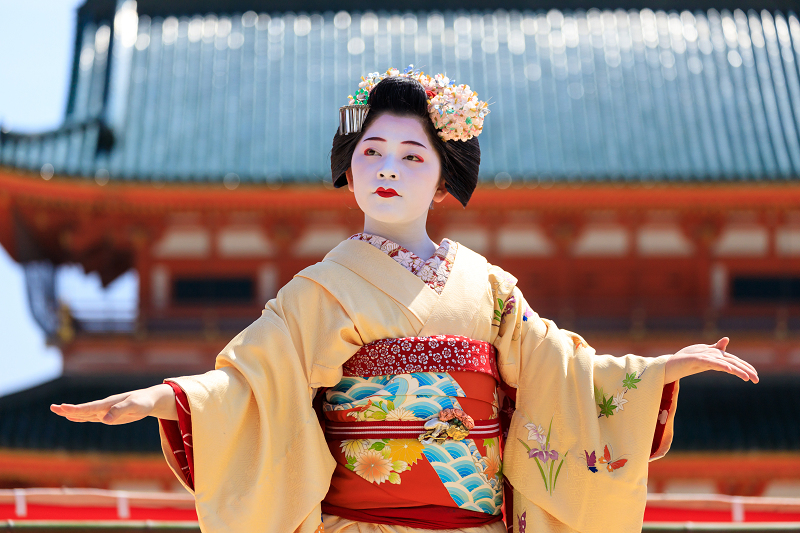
361;207;427;226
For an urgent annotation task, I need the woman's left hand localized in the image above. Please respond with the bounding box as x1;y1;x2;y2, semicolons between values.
664;337;759;384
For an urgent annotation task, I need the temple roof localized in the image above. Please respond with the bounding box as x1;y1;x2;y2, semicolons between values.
1;5;800;187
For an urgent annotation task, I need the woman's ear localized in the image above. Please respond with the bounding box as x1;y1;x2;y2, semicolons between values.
432;177;449;203
345;168;354;193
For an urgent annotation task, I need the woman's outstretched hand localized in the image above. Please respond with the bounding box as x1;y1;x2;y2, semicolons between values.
50;383;178;424
664;337;759;384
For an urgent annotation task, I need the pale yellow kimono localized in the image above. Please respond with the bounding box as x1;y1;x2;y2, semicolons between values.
160;239;678;533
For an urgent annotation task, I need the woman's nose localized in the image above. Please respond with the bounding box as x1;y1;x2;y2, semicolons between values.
378;169;398;179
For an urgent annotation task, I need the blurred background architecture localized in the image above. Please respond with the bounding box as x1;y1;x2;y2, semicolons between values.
0;0;799;526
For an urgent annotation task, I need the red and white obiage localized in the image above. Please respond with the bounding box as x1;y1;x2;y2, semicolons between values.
158;234;676;529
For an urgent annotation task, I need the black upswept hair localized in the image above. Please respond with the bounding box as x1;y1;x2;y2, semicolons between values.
330;76;481;207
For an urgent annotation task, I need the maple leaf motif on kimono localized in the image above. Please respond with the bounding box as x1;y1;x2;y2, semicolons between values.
483;449;501;480
612;391;628;411
623;372;642;390
598;395;616;417
394;249;415;268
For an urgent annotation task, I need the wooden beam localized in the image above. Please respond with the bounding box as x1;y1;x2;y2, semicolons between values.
3;167;800;215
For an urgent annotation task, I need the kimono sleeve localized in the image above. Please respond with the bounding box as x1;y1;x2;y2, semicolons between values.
493;282;680;533
158;275;361;533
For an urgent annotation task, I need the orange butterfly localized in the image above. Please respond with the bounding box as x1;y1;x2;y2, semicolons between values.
597;444;628;472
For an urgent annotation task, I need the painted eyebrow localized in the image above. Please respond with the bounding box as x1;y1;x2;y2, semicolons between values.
363;137;428;149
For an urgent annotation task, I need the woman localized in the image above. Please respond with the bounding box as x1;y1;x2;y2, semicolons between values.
51;69;758;533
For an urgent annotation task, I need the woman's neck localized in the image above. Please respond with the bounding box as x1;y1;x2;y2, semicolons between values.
363;215;437;260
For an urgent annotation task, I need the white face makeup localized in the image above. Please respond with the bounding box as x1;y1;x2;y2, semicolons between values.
347;114;447;227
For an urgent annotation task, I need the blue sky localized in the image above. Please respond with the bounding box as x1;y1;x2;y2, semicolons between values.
0;0;117;396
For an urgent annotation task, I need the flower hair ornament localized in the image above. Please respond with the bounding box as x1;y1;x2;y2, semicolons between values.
338;65;490;142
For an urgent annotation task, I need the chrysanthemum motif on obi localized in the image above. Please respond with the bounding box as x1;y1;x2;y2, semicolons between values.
343;335;500;381
326;372;467;485
340;438;425;485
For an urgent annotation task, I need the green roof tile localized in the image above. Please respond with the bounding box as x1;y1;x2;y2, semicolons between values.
2;8;800;185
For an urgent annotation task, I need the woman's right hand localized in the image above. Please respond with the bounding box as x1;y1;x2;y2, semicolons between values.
50;383;178;424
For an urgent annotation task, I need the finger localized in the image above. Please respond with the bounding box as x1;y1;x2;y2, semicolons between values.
705;358;750;381
716;349;759;377
722;358;754;382
722;352;759;383
51;404;93;419
59;400;115;415
59;410;102;422
722;351;758;375
714;337;729;351
709;355;755;382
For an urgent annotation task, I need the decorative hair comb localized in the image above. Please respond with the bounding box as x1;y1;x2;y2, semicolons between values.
338;65;490;142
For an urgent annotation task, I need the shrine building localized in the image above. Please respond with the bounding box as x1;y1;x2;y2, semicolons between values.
0;0;799;498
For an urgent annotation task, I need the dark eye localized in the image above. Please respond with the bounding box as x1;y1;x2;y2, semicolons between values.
364;148;379;156
405;154;423;162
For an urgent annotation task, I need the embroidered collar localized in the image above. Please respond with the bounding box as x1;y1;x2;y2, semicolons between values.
348;233;457;294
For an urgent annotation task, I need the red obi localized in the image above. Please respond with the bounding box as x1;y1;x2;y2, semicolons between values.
321;335;505;529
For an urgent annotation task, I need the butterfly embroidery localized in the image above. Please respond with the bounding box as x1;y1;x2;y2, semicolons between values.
584;450;598;473
597;444;628;472
517;510;527;533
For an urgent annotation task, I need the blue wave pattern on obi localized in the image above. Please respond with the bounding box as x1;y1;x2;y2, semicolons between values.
422;439;503;515
324;373;465;420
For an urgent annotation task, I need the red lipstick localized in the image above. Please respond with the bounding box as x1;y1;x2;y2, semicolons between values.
376;187;399;198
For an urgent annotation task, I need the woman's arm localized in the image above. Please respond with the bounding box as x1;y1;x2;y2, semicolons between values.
664;336;759;384
50;383;178;423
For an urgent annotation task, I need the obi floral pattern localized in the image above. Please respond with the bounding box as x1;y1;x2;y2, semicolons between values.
324;372;502;514
340;438;425;485
343;335;500;381
348;233;457;294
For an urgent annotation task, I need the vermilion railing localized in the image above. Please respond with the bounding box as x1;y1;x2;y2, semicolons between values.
645;493;800;525
1;489;799;530
0;488;195;522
